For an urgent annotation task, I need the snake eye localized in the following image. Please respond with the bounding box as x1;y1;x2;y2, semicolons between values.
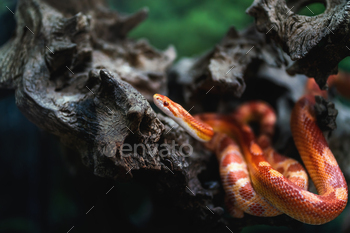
164;101;169;107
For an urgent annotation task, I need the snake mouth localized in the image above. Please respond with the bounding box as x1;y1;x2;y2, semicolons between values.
153;94;163;108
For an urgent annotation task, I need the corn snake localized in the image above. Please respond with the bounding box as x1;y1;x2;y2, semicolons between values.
153;91;348;225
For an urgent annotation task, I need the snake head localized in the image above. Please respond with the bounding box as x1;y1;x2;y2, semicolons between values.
153;93;214;142
153;94;177;117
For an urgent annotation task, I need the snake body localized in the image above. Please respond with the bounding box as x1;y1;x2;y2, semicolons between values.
153;93;348;225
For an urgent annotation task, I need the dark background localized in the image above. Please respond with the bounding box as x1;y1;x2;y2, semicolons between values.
0;1;349;232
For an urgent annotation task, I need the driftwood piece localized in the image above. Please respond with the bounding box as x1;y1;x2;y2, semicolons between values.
0;0;348;232
169;25;287;113
0;0;177;179
247;0;350;88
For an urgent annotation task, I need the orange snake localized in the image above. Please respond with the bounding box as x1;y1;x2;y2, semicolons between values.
153;91;348;225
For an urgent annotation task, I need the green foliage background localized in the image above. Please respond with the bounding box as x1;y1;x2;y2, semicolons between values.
109;0;254;57
109;1;350;70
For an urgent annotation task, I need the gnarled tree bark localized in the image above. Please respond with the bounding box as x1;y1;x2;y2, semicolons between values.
247;0;350;88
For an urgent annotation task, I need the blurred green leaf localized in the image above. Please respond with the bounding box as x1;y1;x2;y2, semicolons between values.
339;57;350;72
297;3;325;16
108;0;254;58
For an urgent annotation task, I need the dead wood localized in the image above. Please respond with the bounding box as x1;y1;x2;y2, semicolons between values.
247;0;350;88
